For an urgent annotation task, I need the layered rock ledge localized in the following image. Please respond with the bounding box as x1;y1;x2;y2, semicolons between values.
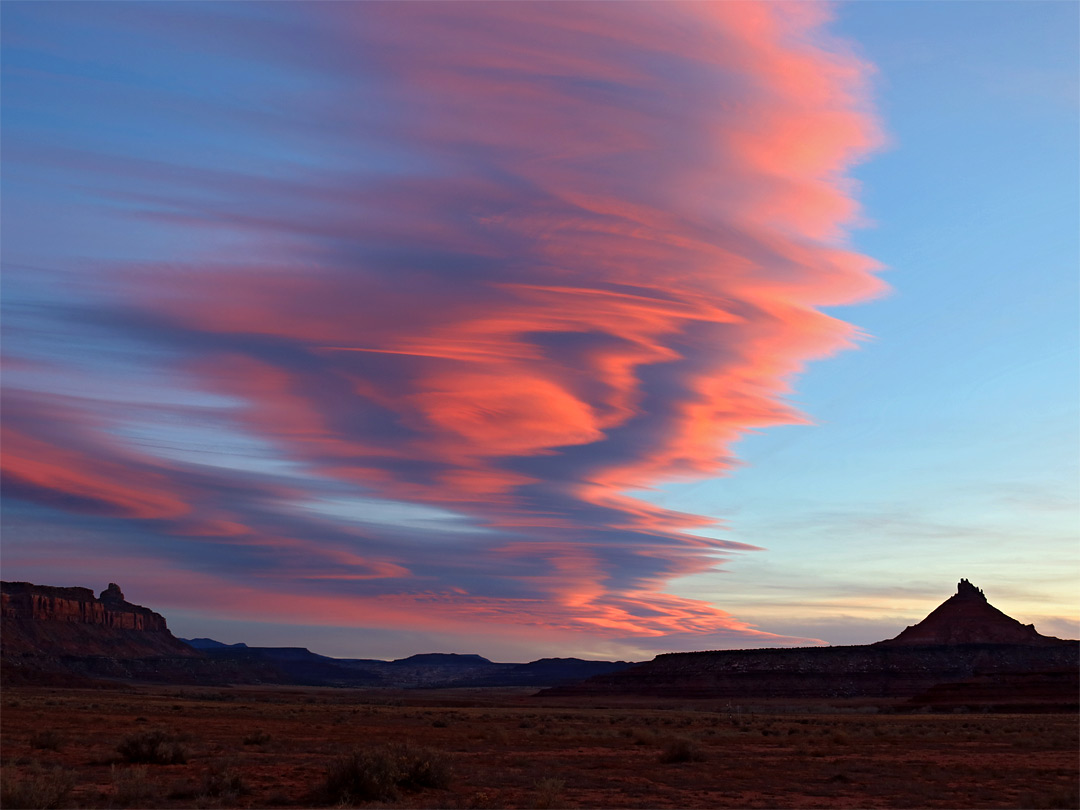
1;581;199;659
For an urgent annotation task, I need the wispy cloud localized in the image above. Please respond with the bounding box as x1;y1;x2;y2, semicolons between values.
2;2;882;651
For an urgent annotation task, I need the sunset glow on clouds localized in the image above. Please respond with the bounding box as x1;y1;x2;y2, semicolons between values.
5;2;894;655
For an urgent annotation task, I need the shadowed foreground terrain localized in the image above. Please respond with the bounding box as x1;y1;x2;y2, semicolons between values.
2;685;1077;809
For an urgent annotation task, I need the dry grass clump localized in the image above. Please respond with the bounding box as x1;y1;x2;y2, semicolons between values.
110;765;159;808
242;729;271;746
199;759;249;801
116;729;189;765
318;741;452;804
658;737;706;764
0;763;76;809
29;731;63;752
531;777;566;809
1023;786;1080;810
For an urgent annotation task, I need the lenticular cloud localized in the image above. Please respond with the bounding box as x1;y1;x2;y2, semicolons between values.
2;2;883;647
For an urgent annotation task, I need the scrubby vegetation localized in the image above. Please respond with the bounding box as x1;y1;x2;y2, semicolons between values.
110;765;158;808
116;729;189;765
200;758;249;801
530;776;565;809
241;729;271;746
28;730;63;752
318;741;453;804
1;687;1076;808
658;736;706;763
0;762;75;809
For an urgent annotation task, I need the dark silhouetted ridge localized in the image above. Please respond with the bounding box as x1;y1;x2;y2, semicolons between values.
539;580;1076;704
1;581;637;688
390;653;492;666
181;637;249;650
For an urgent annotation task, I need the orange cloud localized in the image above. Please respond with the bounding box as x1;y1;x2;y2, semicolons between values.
2;1;883;649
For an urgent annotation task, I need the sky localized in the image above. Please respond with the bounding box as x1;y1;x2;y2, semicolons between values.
2;1;1077;662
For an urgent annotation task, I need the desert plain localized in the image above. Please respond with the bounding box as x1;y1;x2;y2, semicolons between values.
2;684;1077;809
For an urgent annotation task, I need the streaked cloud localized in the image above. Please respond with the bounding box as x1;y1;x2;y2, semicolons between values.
2;2;882;651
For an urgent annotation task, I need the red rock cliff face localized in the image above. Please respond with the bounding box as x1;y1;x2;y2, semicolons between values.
1;581;199;658
2;584;167;632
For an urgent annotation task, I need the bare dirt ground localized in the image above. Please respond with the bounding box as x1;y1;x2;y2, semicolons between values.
2;684;1076;808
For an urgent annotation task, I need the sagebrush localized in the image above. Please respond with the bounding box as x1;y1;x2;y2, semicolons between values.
116;729;189;765
319;741;452;804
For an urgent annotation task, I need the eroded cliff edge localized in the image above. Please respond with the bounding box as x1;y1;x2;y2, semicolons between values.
1;581;198;658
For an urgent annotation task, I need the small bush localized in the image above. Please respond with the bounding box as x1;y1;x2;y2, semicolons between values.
0;763;75;809
1021;786;1080;810
658;737;705;764
110;765;159;808
29;731;63;752
165;779;199;802
242;730;271;746
483;726;510;746
116;730;188;765
531;777;565;809
431;718;449;728
319;742;452;804
200;759;248;800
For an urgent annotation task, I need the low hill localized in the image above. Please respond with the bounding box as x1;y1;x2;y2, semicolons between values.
192;644;636;688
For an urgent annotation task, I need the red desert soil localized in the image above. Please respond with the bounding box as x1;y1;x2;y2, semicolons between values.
2;685;1077;809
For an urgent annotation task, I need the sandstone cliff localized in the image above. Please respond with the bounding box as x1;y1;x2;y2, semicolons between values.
1;581;199;658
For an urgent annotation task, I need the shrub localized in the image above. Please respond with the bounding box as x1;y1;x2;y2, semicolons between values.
483;726;510;746
319;742;452;804
29;731;63;752
200;759;248;800
242;730;271;746
0;763;75;809
1021;785;1080;810
658;737;705;764
110;765;159;808
531;777;565;809
116;730;188;765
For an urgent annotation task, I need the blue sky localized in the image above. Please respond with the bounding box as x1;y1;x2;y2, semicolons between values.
660;0;1079;644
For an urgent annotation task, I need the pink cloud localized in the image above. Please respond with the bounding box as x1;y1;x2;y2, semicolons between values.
3;2;882;649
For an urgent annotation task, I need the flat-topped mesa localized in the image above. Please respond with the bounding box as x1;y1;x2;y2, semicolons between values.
539;579;1077;702
0;581;199;658
1;581;165;632
875;580;1063;647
